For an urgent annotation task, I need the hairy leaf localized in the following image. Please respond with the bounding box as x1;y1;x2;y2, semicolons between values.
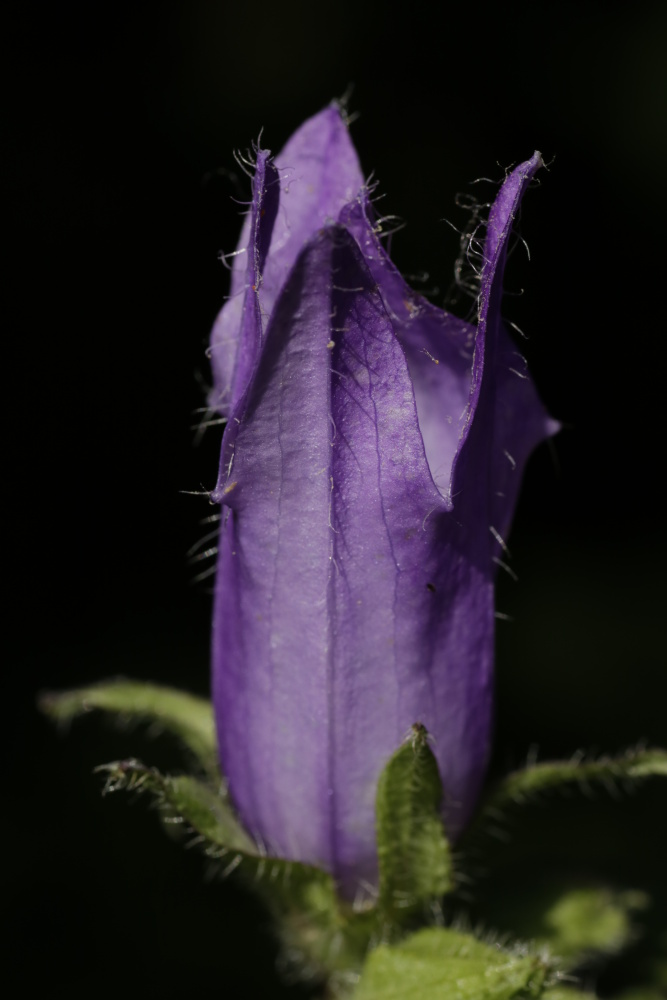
354;926;547;1000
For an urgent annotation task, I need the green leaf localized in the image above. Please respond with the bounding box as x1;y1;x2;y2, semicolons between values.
477;880;647;969
536;887;647;964
354;927;547;1000
39;679;217;776
375;724;454;922
465;748;667;845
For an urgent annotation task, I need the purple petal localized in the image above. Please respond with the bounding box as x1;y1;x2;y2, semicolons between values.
493;336;560;546
208;150;279;415
212;226;499;890
210;139;557;895
340;196;476;506
208;105;364;416
450;153;555;557
341;182;556;558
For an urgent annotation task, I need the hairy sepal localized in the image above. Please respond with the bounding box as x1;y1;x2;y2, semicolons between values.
39;679;218;777
375;724;454;927
95;758;375;989
464;747;667;849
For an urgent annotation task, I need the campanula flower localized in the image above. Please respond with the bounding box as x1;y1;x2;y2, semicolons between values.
208;106;555;892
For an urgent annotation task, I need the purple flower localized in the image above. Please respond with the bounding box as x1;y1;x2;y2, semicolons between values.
208;106;555;893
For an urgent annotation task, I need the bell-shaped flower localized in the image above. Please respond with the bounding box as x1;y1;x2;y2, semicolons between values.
208;106;556;893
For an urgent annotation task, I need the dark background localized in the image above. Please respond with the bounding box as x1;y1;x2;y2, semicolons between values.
6;1;666;995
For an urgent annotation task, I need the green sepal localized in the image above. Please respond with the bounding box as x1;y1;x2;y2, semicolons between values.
95;758;370;988
375;724;454;924
96;758;253;854
354;926;548;1000
39;679;217;777
465;748;667;845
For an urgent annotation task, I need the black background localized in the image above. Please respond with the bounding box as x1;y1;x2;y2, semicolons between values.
6;1;667;995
